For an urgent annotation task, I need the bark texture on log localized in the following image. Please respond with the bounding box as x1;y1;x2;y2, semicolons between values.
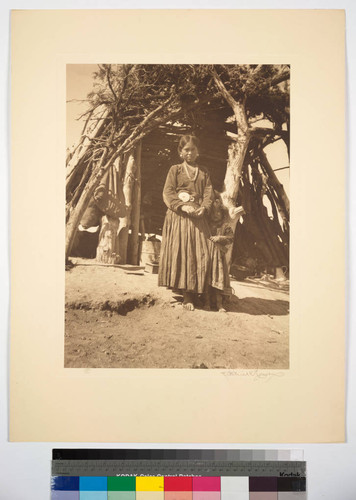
211;68;252;268
96;216;120;264
127;142;142;265
219;134;251;269
221;134;251;210
117;152;136;264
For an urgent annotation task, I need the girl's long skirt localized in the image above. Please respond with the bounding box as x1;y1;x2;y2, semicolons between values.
158;210;211;293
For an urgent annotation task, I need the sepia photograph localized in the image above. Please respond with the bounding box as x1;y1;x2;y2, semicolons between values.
10;8;345;445
65;63;290;369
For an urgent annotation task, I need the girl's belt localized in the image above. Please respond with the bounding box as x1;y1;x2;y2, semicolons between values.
177;191;202;204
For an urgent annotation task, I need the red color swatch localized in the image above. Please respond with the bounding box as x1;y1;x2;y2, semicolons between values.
164;478;193;491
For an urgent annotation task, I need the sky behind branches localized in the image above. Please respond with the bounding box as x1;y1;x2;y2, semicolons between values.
66;64;289;196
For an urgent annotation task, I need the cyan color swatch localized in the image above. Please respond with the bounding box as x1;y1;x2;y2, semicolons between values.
79;492;107;500
80;476;108;491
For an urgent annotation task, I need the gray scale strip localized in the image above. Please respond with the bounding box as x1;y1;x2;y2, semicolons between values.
52;459;306;477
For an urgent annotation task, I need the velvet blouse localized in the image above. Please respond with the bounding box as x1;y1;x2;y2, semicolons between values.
162;163;213;212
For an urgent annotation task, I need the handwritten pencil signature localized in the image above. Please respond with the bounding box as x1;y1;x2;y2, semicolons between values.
221;369;286;381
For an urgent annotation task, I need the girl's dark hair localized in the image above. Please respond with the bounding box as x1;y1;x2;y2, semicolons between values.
178;135;200;152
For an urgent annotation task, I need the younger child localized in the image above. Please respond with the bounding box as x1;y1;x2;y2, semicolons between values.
208;192;244;312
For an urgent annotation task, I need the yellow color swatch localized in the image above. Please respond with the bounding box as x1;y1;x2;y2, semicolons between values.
136;477;164;491
136;493;164;500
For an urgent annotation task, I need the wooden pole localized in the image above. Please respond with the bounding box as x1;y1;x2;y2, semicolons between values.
211;68;252;269
250;160;286;268
96;215;120;264
66;106;108;179
258;148;290;216
128;142;142;265
65;147;111;260
117;152;136;264
95;157;122;264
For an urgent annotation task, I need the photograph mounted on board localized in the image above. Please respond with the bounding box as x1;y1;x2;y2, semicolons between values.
65;64;290;369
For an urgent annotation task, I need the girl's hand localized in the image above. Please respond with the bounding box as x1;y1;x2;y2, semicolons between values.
181;205;195;214
210;235;232;246
192;207;206;218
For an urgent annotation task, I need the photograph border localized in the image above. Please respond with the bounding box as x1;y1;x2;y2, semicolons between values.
10;9;345;442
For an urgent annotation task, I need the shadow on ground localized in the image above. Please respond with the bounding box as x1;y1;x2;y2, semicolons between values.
228;296;289;316
171;294;289;317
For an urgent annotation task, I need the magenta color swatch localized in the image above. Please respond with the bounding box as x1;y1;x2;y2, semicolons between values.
192;477;221;491
193;492;220;500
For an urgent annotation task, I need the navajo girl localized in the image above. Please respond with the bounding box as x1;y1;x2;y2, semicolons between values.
158;135;213;311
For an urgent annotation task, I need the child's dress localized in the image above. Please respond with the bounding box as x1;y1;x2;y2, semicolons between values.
210;222;234;295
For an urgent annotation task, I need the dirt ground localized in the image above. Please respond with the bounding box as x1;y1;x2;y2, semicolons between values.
65;259;289;369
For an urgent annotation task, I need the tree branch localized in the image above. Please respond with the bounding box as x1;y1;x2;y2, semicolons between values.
266;69;290;89
107;91;179;163
106;66;118;101
210;66;237;109
211;66;251;136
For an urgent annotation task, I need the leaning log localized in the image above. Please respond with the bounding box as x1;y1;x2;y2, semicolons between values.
95;157;122;264
127;142;142;265
96;216;120;264
66;105;108;179
211;67;253;267
65;147;111;260
117;152;136;264
258;147;290;217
